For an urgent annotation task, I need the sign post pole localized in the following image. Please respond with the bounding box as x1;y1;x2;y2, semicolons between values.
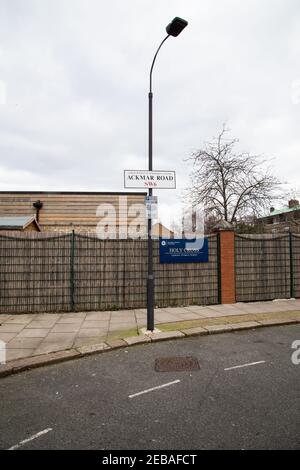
147;90;154;331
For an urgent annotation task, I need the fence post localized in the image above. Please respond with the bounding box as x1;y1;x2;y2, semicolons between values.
217;232;222;304
215;225;236;304
289;231;294;298
70;230;75;312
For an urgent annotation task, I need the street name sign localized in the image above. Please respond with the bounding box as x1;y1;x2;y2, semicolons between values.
124;170;176;189
159;238;209;264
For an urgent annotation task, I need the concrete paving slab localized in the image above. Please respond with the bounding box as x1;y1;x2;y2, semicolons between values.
108;323;136;332
136;318;148;329
135;314;147;321
183;305;205;312
110;316;136;323
245;302;293;312
134;311;147;318
43;332;77;342
85;312;111;320
198;311;230;318
110;310;135;316
210;311;242;318
59;312;87;319
0;332;18;342
134;309;147;316
271;303;300;312
209;305;242;315
16;328;50;338
0;315;11;322
33;314;61;321
7;349;35;361
5;315;36;324
81;320;109;329
109;315;136;321
286;299;300;307
51;323;81;333
207;303;235;309
109;321;136;329
155;313;183;323
259;304;294;312
228;309;250;315
180;308;209;318
158;308;186;314
173;313;204;320
8;337;43;349
26;320;57;329
33;342;72;355
57;317;85;324
73;336;107;348
77;328;108;338
110;313;136;320
0;324;26;333
234;305;267;314
186;306;221;316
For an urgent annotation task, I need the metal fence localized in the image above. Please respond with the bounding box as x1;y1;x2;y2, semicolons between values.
0;232;219;314
291;233;300;299
2;231;300;314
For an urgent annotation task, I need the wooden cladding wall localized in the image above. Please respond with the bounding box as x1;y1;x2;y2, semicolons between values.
0;232;219;314
235;234;291;302
0;192;147;233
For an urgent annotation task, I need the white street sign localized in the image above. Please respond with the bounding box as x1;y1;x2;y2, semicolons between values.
145;196;158;219
124;170;176;189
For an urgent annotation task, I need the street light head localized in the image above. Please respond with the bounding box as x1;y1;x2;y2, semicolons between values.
166;17;188;37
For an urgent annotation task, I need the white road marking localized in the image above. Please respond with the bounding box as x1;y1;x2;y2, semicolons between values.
224;360;266;371
129;380;180;398
8;428;53;450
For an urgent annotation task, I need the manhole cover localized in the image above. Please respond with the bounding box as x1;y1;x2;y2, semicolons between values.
155;356;200;372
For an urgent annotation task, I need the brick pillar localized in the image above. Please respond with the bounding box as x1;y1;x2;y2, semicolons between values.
218;229;236;304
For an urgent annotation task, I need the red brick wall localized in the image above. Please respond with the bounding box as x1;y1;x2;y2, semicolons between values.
219;230;236;304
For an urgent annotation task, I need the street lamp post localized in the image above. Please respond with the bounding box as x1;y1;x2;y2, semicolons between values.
147;17;188;332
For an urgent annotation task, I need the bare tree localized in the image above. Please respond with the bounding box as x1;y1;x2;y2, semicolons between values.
186;126;283;224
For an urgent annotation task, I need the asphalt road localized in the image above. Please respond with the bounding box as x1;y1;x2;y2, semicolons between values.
0;324;300;450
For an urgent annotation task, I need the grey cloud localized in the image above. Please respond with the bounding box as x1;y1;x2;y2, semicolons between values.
0;0;299;218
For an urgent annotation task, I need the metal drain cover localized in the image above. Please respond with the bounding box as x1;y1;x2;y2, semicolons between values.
155;356;200;372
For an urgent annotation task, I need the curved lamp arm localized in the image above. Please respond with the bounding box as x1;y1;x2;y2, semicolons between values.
149;35;170;93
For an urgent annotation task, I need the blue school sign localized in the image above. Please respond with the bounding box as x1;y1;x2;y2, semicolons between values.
159;238;209;264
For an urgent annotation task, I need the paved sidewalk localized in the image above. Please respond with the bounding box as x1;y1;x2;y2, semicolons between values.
1;299;300;364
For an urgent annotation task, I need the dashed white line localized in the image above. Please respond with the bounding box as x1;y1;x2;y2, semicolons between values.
8;428;53;450
224;360;266;371
129;380;181;398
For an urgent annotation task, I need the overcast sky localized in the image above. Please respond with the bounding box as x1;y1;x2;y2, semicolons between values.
0;0;300;223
